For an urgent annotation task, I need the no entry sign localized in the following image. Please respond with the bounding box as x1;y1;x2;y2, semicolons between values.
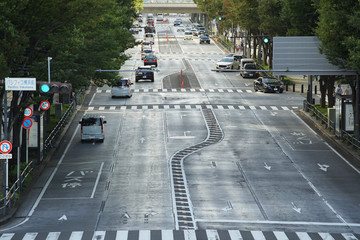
22;117;33;129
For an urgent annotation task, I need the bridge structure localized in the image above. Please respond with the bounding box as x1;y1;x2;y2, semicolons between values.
141;0;203;14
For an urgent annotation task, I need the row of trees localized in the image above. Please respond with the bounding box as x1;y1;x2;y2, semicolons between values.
195;0;360;107
0;0;142;170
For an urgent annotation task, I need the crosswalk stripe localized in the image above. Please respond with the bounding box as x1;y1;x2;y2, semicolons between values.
115;230;128;240
296;232;312;240
93;231;106;240
273;231;289;240
251;231;266;240
161;230;173;240
206;230;220;240
69;231;83;240
99;106;105;110
318;233;335;240
109;106;116;110
217;105;224;110
23;232;37;240
139;230;150;240
184;230;196;240
260;106;267;110
0;233;15;240
228;106;235;110
46;232;61;240
271;106;278;110
228;230;242;240
341;233;358;240
239;106;246;110
249;106;257;110
282;106;290;110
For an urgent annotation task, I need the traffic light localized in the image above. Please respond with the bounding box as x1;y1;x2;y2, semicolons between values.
37;82;72;94
218;17;226;21
263;37;269;44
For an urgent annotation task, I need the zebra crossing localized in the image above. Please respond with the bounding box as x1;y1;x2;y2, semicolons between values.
0;229;358;240
97;88;255;94
84;104;298;111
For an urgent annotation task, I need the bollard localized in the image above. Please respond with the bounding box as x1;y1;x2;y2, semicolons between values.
312;98;315;104
301;84;304;93
286;84;288;91
293;84;295;92
314;85;317;94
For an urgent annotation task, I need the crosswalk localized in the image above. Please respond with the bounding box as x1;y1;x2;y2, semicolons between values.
97;88;255;94
0;229;359;240
84;104;298;111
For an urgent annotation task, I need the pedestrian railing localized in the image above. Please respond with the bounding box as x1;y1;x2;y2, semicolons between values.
303;101;360;151
0;161;34;214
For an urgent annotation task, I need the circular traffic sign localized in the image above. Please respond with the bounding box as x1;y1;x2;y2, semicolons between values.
22;117;33;129
24;107;33;117
40;100;50;110
0;140;12;154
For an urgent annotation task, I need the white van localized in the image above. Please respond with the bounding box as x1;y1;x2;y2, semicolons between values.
79;115;107;142
144;33;154;44
240;58;255;76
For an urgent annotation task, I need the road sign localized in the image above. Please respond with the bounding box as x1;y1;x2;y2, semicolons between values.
0;154;12;159
0;141;12;154
24;107;33;117
22;117;33;129
40;100;50;110
5;78;36;91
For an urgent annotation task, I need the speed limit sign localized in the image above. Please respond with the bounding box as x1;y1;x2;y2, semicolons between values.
24;107;33;117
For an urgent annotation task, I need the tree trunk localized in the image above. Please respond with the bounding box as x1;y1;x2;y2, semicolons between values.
319;76;327;108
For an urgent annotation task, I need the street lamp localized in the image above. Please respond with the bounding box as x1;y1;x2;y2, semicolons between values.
48;57;52;83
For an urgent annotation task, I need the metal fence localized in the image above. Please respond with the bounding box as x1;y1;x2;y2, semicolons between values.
303;101;360;151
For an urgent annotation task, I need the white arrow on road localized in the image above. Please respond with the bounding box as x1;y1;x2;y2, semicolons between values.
58;215;67;221
291;202;301;214
318;163;330;172
264;162;271;171
140;137;145;143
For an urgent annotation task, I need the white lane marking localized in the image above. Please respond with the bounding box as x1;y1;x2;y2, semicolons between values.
239;106;246;110
318;232;335;240
90;162;104;198
23;233;38;240
99;106;105;111
271;106;278;110
184;230;196;240
249;106;256;110
109;106;116;110
260;106;267;110
161;230;173;240
0;233;15;240
206;229;220;240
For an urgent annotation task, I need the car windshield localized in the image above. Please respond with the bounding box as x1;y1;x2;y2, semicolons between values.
220;58;233;62
263;78;279;84
245;64;257;69
144;49;152;53
201;35;209;39
145;55;156;60
185;32;192;35
115;79;129;87
82;117;101;126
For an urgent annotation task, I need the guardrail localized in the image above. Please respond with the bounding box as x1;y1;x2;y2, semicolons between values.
303;100;360;151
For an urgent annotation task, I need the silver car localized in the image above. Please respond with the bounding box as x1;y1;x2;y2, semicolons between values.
216;57;239;70
79;115;107;142
111;78;133;98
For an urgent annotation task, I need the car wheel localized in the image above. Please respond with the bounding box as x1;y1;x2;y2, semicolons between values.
151;78;154;82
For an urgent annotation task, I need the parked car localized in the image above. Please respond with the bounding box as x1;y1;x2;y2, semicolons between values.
111;78;133;98
135;66;154;82
216;57;239;70
144;54;158;67
184;31;193;40
174;19;181;26
254;77;284;93
242;63;259;78
144;25;156;33
79;115;107;142
199;35;210;44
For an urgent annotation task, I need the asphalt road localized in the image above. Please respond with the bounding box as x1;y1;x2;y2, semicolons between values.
0;15;359;240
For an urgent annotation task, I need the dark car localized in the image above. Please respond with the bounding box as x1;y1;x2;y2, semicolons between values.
174;19;181;26
144;54;158;67
254;77;284;93
144;25;156;33
135;66;154;82
199;35;210;44
242;63;260;78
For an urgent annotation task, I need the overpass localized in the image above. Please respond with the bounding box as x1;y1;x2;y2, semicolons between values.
141;3;203;14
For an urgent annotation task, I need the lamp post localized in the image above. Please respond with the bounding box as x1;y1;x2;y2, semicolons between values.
48;57;52;83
